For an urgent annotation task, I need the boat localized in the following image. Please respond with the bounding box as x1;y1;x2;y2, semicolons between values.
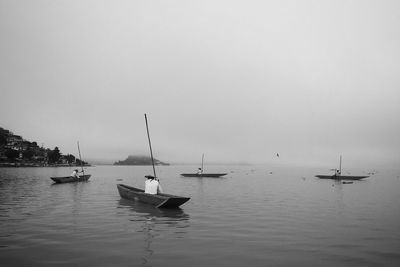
315;174;368;180
117;114;190;208
50;141;91;183
180;154;227;178
316;156;369;181
117;184;190;208
51;174;91;183
180;173;228;178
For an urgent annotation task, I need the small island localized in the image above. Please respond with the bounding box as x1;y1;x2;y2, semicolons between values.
114;155;169;166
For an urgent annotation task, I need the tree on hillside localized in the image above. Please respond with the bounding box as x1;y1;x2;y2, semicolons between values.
5;149;19;161
65;154;76;164
0;134;7;145
0;127;11;142
48;147;61;164
75;158;87;166
22;148;35;160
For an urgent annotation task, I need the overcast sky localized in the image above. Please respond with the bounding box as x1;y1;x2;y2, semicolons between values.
1;0;399;168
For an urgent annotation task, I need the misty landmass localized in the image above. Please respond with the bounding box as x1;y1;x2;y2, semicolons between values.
113;155;169;166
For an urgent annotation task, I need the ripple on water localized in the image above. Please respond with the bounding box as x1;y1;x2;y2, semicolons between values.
1;166;400;266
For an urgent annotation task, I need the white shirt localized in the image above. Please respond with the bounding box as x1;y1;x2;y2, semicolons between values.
71;170;80;178
145;179;162;194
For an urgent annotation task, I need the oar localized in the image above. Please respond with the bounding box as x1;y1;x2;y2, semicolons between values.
77;141;85;178
144;114;157;179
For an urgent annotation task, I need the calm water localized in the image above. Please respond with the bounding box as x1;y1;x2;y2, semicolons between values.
0;165;399;266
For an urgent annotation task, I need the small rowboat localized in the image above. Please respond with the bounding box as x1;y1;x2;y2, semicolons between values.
180;173;228;178
316;156;369;181
182;154;227;178
315;175;368;180
51;174;91;183
118;114;191;209
117;184;190;208
52;142;91;184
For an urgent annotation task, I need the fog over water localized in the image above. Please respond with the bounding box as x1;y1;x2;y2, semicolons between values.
1;1;399;168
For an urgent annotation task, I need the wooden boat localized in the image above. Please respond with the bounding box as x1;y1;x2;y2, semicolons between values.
181;154;227;178
315;174;368;180
51;174;91;183
316;156;369;181
117;184;190;208
180;173;227;178
117;114;190;209
50;142;91;184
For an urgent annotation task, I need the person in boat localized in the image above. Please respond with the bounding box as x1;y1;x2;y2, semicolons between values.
197;168;203;175
71;169;82;179
144;175;162;194
335;169;341;177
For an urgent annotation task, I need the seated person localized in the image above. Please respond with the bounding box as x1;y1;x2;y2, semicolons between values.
335;169;341;177
197;168;203;175
71;169;81;179
144;175;162;194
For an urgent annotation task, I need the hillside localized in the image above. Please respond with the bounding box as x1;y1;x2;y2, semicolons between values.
0;126;88;167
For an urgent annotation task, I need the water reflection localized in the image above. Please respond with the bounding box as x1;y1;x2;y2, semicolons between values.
117;199;190;267
50;180;91;186
117;198;190;220
141;217;155;267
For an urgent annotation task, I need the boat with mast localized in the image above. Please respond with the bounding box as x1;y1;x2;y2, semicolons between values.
117;114;190;208
50;142;91;183
315;156;369;180
180;154;228;178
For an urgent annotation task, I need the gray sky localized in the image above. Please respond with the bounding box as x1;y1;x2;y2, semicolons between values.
1;0;399;168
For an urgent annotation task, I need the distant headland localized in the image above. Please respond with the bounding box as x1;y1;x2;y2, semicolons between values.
0;126;89;167
114;155;169;166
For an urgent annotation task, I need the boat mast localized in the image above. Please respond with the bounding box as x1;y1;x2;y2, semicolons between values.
77;141;85;176
339;155;342;175
201;153;204;172
144;114;157;178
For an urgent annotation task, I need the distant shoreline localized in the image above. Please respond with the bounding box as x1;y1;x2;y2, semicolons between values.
0;163;92;168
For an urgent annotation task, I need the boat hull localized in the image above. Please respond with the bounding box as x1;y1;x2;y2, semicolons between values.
180;173;227;178
315;175;368;180
51;174;91;183
117;184;190;208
